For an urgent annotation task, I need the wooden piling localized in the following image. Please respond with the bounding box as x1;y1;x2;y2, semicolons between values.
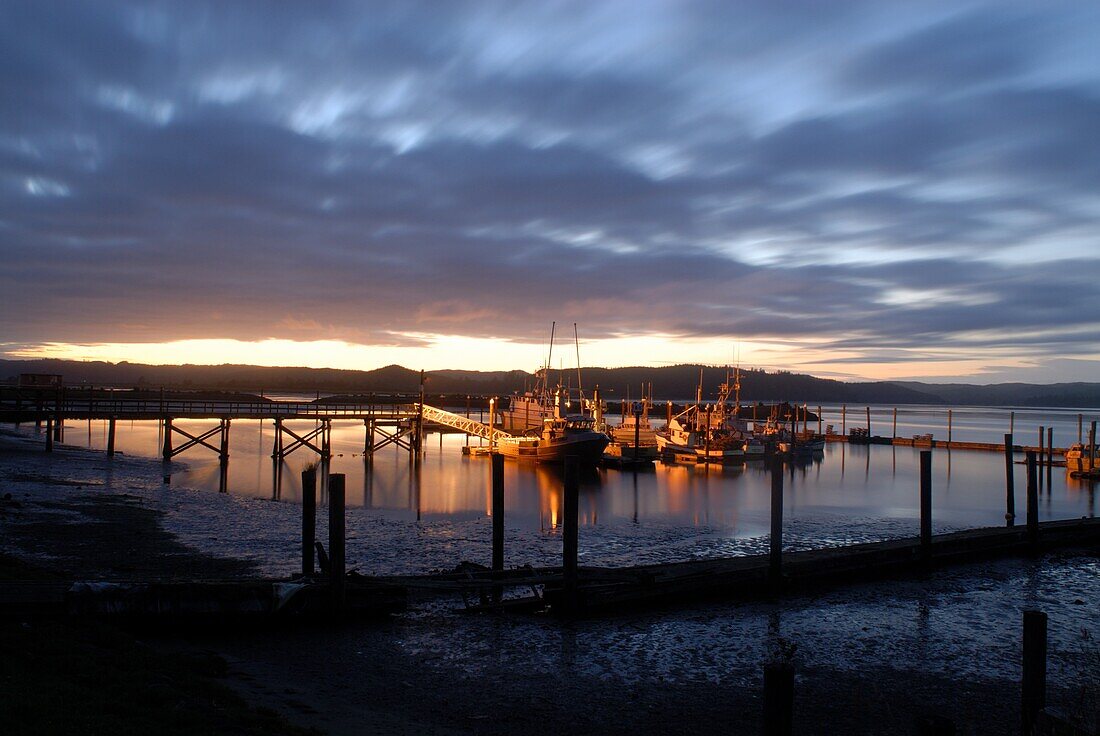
866;406;871;436
892;407;898;440
1021;610;1047;736
817;406;822;435
106;417;116;457
1004;434;1015;527
491;454;504;572
763;662;794;736
219;419;230;461
1010;411;1015;434
1026;452;1039;551
329;473;346;609
302;468;316;577
562;456;579;610
272;417;282;458
1090;422;1097;473
45;417;54;452
770;456;783;582
1078;413;1083;444
920;450;932;558
841;405;846;435
1046;426;1053;488
162;418;173;460
947;409;952;444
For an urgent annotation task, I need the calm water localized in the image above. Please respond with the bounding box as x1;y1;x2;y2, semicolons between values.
18;404;1098;542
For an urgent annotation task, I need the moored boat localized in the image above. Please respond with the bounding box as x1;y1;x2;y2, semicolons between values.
495;413;609;464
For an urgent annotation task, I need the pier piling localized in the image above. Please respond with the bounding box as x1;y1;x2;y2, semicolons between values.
770;456;783;583
1026;452;1039;551
763;662;794;736
1004;434;1015;527
162;418;173;460
1021;610;1047;736
329;473;346;609
302;468;316;577
45;417;53;452
562;456;579;612
106;417;116;457
1045;427;1053;488
491;452;504;604
920;451;932;558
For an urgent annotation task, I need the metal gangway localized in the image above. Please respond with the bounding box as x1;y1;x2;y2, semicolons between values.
419;403;511;443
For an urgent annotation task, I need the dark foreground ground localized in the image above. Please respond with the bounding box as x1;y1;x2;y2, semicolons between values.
0;438;1096;735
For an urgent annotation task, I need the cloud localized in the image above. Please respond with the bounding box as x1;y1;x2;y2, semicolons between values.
0;1;1098;379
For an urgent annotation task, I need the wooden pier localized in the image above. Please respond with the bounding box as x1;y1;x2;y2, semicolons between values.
0;386;507;461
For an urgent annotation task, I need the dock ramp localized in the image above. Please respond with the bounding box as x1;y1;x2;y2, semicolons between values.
420;404;512;443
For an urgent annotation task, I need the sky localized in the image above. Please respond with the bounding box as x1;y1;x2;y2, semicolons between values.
2;1;1099;383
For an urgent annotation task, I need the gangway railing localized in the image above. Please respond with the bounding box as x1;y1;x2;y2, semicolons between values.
419;404;511;443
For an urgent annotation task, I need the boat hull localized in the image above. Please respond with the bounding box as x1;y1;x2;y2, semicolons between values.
496;431;609;465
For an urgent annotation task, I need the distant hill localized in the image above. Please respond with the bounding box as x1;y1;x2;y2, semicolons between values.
3;358;1099;408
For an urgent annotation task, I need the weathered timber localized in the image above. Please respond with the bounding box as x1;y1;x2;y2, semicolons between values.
540;517;1100;616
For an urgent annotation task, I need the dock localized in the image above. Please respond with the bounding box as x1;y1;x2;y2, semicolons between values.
538;517;1100;616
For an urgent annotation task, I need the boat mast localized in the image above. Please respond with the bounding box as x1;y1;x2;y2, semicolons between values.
573;323;584;405
542;321;556;399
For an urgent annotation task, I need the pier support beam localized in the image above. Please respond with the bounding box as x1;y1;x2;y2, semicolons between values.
45;417;54;452
491;453;505;604
1046;427;1053;489
1022;610;1047;736
329;473;346;610
271;418;330;460
106;417;117;457
562;456;580;613
920;450;932;559
1026;451;1039;551
162;418;173;459
1004;434;1015;527
763;662;794;736
302;467;316;577
770;456;783;582
162;418;230;460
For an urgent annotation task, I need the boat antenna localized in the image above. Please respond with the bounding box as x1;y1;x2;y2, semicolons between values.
573;323;584;402
546;321;556;374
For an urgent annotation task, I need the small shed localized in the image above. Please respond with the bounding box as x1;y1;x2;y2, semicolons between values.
19;373;63;388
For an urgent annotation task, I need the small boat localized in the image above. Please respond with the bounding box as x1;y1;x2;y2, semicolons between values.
1065;443;1099;475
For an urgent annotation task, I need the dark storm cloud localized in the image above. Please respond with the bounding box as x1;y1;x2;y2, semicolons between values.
1;0;1099;376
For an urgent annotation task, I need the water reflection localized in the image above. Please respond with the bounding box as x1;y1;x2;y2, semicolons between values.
13;410;1097;542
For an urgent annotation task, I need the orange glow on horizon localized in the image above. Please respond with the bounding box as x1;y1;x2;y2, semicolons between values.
1;335;1057;382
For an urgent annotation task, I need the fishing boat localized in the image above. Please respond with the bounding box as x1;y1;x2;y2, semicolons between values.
495;323;610;464
495;412;610;464
655;368;758;461
604;386;660;464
